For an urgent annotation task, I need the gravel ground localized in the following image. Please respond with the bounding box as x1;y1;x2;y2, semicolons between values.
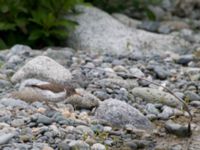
0;45;200;150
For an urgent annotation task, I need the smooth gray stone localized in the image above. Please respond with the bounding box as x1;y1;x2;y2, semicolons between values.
95;99;153;131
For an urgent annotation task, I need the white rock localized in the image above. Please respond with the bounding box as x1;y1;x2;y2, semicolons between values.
67;5;190;55
11;56;72;84
91;143;106;150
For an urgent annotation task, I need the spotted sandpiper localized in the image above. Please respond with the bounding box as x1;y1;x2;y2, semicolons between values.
10;79;80;104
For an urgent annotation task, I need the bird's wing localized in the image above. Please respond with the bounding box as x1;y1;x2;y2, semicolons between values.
30;83;65;93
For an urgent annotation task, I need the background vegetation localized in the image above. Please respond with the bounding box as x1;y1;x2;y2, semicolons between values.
0;0;83;49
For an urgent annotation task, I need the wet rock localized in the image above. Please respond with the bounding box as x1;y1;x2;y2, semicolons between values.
66;88;100;109
95;99;153;130
165;120;191;137
11;56;72;84
132;87;182;107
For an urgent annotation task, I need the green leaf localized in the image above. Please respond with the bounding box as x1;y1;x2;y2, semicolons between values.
0;38;7;49
0;22;16;31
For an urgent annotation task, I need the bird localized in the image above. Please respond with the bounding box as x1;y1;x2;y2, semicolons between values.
10;79;80;104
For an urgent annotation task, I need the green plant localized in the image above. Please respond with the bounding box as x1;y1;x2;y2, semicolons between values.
0;0;83;50
85;0;162;20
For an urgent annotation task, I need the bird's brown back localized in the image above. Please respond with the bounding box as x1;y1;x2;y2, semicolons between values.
30;83;65;93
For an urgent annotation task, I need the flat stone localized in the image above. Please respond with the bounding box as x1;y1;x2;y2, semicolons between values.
132;87;182;108
95;99;153;130
11;56;72;84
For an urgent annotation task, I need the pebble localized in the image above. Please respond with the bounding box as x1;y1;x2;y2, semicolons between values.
37;114;53;125
91;143;106;150
175;54;194;65
68;140;90;150
0;133;16;145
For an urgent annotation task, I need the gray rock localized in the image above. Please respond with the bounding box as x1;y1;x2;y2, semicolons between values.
91;143;106;150
0;79;11;89
184;91;200;101
7;55;23;65
76;125;94;137
11;119;25;127
132;87;182;108
165;120;191;137
11;56;72;84
152;66;170;80
37;114;53;125
0;133;16;145
175;54;194;65
158;106;174;120
112;13;141;28
190;101;200;107
67;5;190;55
129;67;145;78
97;78;138;90
103;139;113;146
69;140;90;150
145;103;160;115
138;21;160;32
95;99;153;130
9;44;32;56
0;98;28;108
65;88;100;109
170;144;182;150
58;142;70;150
42;48;74;65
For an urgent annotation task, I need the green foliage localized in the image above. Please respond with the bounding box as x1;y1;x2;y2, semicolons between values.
0;0;83;50
86;0;161;20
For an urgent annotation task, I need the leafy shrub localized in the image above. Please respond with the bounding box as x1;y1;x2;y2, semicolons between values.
0;0;83;50
86;0;161;20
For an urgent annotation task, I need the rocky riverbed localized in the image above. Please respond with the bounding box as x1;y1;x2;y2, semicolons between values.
0;44;200;150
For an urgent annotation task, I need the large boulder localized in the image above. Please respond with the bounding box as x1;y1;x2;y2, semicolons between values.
11;56;72;84
67;5;190;55
95;99;153;130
